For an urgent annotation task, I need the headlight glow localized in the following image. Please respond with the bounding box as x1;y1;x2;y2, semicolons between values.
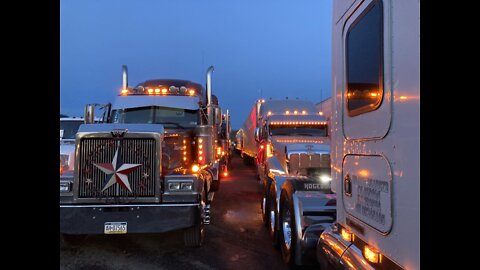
320;175;332;183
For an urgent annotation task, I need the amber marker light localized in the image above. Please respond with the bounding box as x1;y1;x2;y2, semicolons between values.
147;88;154;94
268;111;272;116
319;112;324;115
364;246;382;264
155;88;161;94
294;110;298;115
191;164;200;173
188;89;196;95
60;165;63;176
399;96;408;100
341;228;354;242
285;110;290;115
161;88;168;94
302;110;306;115
121;89;129;96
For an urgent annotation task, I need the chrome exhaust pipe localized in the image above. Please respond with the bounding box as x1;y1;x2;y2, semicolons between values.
122;65;128;89
206;66;214;105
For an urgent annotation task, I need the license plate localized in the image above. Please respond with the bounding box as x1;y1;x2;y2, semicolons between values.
104;222;127;234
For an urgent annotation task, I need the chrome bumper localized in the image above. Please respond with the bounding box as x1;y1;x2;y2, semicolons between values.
316;225;375;270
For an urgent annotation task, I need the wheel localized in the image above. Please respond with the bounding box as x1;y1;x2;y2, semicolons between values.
184;189;206;247
261;184;270;227
279;184;298;268
267;184;279;247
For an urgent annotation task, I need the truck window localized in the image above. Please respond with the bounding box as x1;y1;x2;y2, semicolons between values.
346;0;383;117
269;124;327;137
111;106;199;128
60;120;83;139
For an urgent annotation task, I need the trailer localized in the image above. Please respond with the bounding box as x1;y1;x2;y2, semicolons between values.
316;0;420;269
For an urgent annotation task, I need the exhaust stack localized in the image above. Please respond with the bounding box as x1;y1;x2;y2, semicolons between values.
206;66;214;105
122;65;128;89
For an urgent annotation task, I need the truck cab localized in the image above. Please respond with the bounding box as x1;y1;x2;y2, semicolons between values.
316;0;420;269
252;99;336;267
60;65;224;247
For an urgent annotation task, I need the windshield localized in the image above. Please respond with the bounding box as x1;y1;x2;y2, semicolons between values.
111;106;199;128
60;120;83;139
269;125;327;137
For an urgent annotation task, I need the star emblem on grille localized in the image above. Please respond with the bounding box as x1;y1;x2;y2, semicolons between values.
93;141;142;193
85;178;93;185
142;172;149;179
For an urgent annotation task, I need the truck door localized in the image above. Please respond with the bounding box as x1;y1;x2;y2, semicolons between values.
340;0;393;234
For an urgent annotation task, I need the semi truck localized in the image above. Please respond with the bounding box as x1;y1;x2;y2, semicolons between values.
60;65;227;247
243;98;336;267
316;0;420;269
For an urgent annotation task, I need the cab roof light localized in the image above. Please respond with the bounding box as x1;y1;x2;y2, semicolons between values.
147;88;154;94
161;88;168;94
121;89;129;96
188;89;196;95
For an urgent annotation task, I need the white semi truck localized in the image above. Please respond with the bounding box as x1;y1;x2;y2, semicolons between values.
243;99;336;267
316;0;419;269
60;65;228;247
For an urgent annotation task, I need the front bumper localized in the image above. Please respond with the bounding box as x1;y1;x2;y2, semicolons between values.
60;203;200;235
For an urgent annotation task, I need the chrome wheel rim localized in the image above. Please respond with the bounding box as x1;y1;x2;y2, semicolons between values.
269;208;275;233
282;208;292;250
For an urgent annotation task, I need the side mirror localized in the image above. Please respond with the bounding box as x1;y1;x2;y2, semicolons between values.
254;127;260;142
215;107;222;127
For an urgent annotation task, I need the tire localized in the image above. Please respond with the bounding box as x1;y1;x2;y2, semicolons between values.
279;184;298;268
267;184;279;247
184;189;206;247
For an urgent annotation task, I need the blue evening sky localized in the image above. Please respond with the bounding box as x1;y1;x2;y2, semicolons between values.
60;0;332;129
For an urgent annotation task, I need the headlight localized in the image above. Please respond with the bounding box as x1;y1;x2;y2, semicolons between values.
320;175;332;183
168;181;194;191
168;182;181;190
180;182;193;190
60;181;71;192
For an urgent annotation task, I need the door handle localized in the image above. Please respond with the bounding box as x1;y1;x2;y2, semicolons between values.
344;174;352;197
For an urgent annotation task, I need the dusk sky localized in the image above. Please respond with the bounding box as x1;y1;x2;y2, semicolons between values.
60;0;332;129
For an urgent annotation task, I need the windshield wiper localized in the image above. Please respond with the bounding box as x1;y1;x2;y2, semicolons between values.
156;122;186;129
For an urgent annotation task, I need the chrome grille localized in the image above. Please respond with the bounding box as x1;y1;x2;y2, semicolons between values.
289;153;330;173
78;138;157;198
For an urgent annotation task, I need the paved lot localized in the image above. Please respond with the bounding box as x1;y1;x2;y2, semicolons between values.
60;153;318;270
